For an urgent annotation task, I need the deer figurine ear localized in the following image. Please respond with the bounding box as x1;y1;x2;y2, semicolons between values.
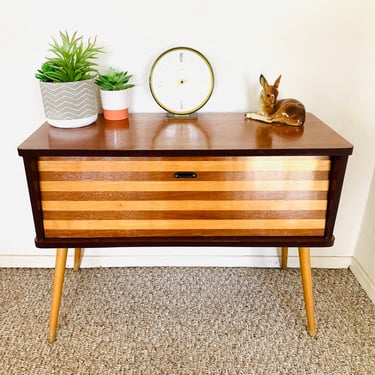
274;75;282;88
259;74;268;88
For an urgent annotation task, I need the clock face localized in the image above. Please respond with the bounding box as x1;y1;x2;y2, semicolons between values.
149;47;214;115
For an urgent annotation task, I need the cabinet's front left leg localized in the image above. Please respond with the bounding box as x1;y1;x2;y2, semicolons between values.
298;247;316;337
48;248;68;343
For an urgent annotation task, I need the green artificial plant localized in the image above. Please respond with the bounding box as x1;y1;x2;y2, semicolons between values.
95;67;135;91
35;31;103;82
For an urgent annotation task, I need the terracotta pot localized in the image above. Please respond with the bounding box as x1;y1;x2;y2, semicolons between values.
100;89;130;120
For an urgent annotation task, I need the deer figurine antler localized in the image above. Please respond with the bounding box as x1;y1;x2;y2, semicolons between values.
245;75;305;126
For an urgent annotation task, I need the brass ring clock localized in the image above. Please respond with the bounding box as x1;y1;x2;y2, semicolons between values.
149;47;214;115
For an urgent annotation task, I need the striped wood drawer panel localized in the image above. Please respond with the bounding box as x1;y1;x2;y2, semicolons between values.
38;156;331;238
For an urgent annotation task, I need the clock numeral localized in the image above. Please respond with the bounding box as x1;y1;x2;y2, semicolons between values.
180;100;183;110
179;52;183;63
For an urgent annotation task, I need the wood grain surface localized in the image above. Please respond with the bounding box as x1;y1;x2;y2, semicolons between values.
39;156;330;238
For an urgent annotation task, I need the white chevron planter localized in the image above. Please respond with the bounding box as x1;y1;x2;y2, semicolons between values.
40;78;98;128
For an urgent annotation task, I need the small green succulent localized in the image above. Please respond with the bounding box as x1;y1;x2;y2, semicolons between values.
96;67;135;91
35;31;103;82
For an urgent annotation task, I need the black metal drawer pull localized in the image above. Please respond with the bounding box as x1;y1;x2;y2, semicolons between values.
173;172;197;179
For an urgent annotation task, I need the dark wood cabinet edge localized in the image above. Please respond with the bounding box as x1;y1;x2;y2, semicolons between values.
22;156;45;240
18;148;353;158
325;155;350;237
34;236;335;248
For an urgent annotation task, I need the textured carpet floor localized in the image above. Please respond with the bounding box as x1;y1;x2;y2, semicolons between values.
0;267;374;374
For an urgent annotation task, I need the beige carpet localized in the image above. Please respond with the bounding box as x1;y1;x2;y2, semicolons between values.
0;267;374;374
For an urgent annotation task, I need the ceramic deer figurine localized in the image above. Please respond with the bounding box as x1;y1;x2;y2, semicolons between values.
245;75;305;126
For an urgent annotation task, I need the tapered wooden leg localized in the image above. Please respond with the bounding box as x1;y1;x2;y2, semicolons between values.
74;248;82;272
281;247;288;270
298;247;316;337
48;248;68;343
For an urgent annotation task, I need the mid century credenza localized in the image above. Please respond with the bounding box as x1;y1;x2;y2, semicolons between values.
18;113;353;342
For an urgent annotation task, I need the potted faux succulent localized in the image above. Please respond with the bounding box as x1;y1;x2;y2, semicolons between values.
96;67;135;120
35;31;103;128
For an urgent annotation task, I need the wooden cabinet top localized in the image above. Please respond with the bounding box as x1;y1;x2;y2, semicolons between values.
18;113;353;157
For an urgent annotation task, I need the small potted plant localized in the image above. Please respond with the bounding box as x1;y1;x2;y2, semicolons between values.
35;31;103;128
96;67;135;120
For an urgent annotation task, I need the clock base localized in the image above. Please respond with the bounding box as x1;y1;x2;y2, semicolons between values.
166;112;198;120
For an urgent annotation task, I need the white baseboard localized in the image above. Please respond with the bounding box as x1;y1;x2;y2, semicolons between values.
350;257;375;304
0;247;352;269
4;251;373;303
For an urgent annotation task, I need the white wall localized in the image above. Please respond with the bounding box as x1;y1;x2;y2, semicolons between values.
351;169;375;303
1;1;374;284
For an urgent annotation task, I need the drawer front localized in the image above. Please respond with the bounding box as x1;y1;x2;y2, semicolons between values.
38;156;330;238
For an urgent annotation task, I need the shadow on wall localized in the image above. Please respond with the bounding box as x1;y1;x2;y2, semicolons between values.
353;166;375;301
